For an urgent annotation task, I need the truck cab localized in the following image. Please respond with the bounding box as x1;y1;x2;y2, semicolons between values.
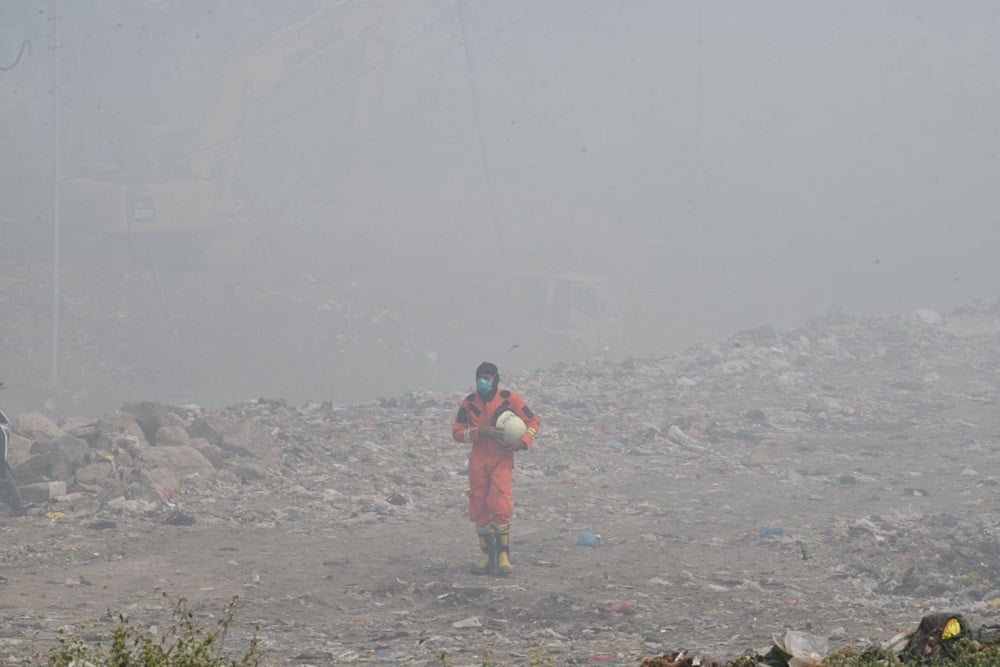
538;273;625;360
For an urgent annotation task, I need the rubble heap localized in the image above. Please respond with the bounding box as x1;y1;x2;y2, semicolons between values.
3;301;1000;665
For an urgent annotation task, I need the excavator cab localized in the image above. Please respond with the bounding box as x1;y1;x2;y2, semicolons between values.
541;273;623;359
60;1;393;257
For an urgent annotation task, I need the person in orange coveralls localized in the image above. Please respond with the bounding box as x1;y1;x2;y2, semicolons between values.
452;361;540;575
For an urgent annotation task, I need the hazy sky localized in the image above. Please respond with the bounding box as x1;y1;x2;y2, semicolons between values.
378;0;999;358
2;1;999;413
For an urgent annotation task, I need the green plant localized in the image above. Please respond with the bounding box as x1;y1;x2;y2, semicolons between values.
821;640;1000;666
45;592;263;667
527;643;557;667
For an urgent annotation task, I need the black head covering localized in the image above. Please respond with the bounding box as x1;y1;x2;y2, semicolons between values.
476;361;499;393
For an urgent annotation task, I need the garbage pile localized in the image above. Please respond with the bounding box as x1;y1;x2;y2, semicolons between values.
3;300;1000;664
643;612;1000;665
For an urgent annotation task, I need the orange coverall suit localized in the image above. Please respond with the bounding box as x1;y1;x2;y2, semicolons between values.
452;388;540;529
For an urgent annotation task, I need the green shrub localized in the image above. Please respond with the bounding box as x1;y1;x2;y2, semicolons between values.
821;638;1000;666
45;592;263;667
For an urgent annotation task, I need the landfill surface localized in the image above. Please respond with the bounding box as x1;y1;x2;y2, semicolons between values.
4;294;1000;665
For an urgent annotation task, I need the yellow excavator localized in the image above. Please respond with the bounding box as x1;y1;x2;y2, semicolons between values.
540;272;624;357
61;1;395;246
499;271;626;362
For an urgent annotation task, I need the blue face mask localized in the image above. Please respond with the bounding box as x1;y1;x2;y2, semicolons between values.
476;376;494;395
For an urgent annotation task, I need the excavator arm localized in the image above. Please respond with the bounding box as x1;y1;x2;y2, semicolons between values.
193;0;395;180
64;1;395;243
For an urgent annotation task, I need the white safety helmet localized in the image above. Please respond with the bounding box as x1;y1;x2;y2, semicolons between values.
495;410;526;447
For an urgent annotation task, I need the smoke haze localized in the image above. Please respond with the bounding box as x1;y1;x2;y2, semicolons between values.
2;1;998;416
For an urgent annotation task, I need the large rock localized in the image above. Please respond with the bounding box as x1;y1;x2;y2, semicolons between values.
122;401;170;444
140;467;180;495
18;480;67;504
75;460;115;485
154;425;191;446
110;433;149;457
191;438;224;467
29;434;91;482
12;453;51;484
187;418;224;446
4;432;33;466
96;410;149;447
140;445;215;479
162;411;188;429
14;411;64;441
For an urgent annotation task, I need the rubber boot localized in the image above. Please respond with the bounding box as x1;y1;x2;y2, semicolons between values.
472;530;496;575
496;530;513;576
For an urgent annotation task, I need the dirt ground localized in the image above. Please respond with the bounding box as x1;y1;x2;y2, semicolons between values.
4;300;1000;667
3;241;1000;665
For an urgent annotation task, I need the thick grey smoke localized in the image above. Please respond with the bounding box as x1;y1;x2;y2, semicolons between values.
1;1;998;416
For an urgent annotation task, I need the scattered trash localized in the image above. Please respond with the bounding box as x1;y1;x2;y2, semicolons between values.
640;650;723;667
599;601;635;616
4;300;1000;665
768;629;828;665
163;511;196;526
291;650;334;661
647;613;988;666
898;612;971;663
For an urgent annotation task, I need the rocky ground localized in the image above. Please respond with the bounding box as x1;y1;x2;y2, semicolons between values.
3;300;1000;666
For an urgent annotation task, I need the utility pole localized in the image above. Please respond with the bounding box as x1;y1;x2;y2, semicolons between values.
456;1;504;258
49;0;61;400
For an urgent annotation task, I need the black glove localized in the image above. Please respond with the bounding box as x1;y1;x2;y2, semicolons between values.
504;438;528;452
479;426;504;441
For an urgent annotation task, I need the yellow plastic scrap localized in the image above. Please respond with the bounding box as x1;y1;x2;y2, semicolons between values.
45;511;67;520
942;618;962;640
